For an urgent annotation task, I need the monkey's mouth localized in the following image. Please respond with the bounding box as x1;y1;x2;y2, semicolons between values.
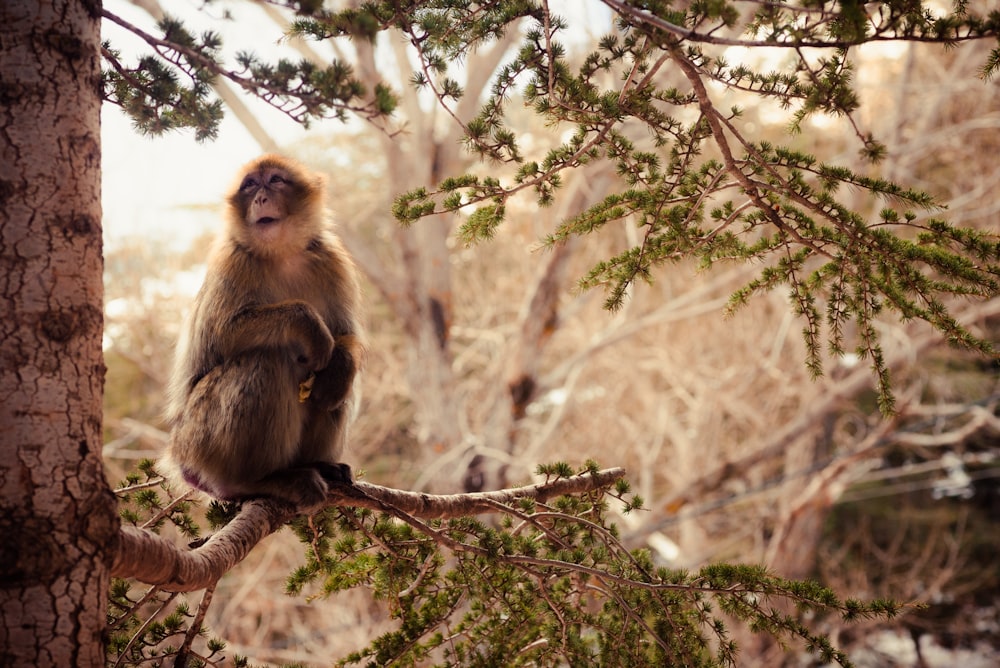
255;216;279;226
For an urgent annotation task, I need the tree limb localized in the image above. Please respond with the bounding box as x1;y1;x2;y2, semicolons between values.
111;467;626;591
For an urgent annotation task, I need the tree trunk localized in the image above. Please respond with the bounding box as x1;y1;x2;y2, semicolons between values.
0;2;118;666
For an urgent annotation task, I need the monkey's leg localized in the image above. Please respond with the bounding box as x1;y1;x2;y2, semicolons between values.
298;401;351;468
171;352;308;500
293;335;359;491
218;352;345;507
222;300;334;372
291;368;355;499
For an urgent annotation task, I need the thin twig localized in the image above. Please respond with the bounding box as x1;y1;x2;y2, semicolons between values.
174;582;217;668
109;584;164;632
142;489;195;531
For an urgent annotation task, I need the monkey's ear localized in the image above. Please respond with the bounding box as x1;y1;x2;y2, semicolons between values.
310;172;327;193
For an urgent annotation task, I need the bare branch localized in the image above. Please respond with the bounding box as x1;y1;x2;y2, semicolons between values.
113;501;282;591
351;466;626;516
894;404;1000;448
174;583;216;667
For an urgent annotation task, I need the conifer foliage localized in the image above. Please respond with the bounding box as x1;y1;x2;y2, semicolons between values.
286;462;901;667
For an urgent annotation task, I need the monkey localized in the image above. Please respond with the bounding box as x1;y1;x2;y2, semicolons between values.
165;154;365;508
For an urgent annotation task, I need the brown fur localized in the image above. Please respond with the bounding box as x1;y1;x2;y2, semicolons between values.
166;155;365;507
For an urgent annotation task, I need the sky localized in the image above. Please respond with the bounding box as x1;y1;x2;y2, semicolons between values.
102;105;262;250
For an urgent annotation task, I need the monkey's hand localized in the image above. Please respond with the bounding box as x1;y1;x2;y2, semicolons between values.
309;335;362;410
298;373;316;403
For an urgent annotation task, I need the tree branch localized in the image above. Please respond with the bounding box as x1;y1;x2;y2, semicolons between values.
111;467;626;591
601;0;999;49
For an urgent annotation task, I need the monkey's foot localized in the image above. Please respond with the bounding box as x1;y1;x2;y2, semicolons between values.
312;461;352;485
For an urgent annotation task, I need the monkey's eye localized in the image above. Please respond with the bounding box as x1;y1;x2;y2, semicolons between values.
240;178;258;191
269;174;286;185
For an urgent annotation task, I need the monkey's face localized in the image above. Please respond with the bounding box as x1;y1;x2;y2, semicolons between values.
237;165;301;227
227;157;323;255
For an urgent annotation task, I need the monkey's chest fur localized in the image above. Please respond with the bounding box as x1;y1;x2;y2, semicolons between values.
248;244;349;328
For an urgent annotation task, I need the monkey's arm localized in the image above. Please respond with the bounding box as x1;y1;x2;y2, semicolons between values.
216;300;334;371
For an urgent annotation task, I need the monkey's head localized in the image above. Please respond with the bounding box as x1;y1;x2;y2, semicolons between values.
226;154;327;257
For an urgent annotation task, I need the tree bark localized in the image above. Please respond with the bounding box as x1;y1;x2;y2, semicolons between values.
0;2;118;666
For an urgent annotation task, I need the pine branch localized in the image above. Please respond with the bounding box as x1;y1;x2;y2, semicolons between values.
101;7;391;138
